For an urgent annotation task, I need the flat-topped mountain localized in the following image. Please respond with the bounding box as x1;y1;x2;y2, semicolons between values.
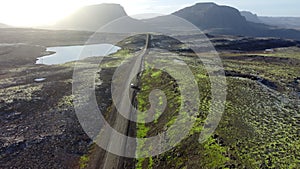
51;2;300;40
54;4;128;31
159;3;300;40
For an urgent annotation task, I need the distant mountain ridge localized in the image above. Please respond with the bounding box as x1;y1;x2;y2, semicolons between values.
50;3;300;40
169;3;300;40
241;11;300;30
172;3;251;34
240;11;262;23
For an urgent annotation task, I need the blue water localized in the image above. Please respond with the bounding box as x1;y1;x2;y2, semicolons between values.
36;44;121;65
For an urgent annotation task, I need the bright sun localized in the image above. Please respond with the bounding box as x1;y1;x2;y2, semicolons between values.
0;0;169;27
0;0;82;26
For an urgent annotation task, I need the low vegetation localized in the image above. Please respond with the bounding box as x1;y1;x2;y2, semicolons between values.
135;46;299;168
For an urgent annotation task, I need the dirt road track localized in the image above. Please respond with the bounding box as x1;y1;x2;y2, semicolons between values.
89;34;150;169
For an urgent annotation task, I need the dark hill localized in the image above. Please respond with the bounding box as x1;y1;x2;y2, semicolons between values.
169;3;300;40
54;4;128;31
240;11;262;23
52;3;300;40
173;3;252;35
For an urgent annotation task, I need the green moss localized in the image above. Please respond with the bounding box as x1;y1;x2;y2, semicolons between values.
100;49;134;68
137;124;149;138
112;49;131;58
136;158;145;169
148;157;154;169
134;47;299;168
136;67;151;165
202;137;229;168
57;95;74;108
0;84;43;103
79;155;89;169
151;71;162;78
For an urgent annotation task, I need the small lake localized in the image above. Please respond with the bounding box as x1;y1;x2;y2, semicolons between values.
36;44;121;65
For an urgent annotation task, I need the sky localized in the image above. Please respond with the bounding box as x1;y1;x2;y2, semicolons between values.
0;0;299;26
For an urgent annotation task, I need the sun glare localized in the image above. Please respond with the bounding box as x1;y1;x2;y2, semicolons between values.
0;0;178;27
0;0;81;26
0;0;163;27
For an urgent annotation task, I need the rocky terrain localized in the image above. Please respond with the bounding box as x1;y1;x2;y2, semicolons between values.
0;28;116;168
0;27;299;168
133;35;300;169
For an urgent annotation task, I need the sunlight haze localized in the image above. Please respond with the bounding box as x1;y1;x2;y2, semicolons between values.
0;0;299;26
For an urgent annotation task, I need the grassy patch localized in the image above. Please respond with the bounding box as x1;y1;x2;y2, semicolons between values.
134;46;300;168
79;155;90;169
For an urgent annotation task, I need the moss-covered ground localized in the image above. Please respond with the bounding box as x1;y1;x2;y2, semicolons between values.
135;47;299;168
